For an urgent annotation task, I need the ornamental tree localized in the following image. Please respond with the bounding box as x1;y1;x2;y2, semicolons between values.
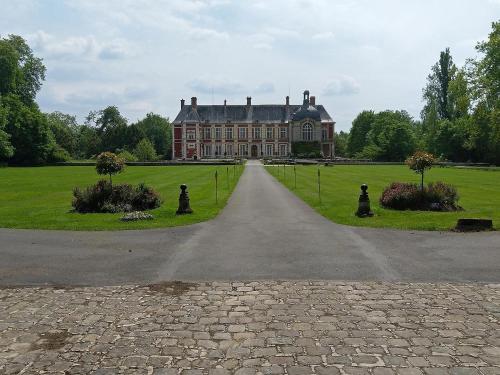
406;151;435;191
96;151;124;185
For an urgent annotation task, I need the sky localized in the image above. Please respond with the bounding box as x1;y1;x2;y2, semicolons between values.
0;0;498;132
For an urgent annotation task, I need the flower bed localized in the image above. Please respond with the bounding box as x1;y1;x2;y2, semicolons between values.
380;181;461;211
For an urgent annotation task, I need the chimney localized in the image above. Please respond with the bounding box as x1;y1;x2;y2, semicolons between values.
181;99;185;109
286;96;289;106
191;97;197;109
224;99;227;106
246;96;251;107
310;96;316;106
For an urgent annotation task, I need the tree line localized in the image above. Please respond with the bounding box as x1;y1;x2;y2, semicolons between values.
335;21;499;164
0;34;172;164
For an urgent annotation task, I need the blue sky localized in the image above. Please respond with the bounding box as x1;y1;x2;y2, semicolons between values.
1;0;498;131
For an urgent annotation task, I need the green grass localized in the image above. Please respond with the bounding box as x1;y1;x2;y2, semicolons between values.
0;165;243;230
266;164;499;231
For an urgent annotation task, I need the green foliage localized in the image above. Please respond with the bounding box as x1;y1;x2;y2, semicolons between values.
355;110;416;161
45;111;79;157
76;125;101;159
117;150;138;162
1;35;46;104
406;151;435;190
134;138;158;161
347;110;375;156
0;40;18;96
2;94;52;164
134;113;171;158
47;144;71;163
0;98;14;160
291;141;320;157
95;152;125;184
422;47;456;121
334;131;349;157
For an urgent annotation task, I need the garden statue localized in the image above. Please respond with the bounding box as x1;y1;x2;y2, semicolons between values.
356;184;373;217
176;184;193;214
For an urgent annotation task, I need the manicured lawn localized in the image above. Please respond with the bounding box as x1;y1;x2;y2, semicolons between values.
266;164;499;231
0;165;243;230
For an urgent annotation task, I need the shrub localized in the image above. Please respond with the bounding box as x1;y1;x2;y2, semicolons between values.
72;180;161;213
380;182;422;210
48;144;71;162
96;152;125;184
134;138;157;161
380;181;460;211
117;150;138;162
406;151;435;191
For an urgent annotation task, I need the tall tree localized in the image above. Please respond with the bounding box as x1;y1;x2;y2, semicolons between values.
1;34;46;104
346;110;375;157
133;113;171;158
422;48;456;121
45;111;79;156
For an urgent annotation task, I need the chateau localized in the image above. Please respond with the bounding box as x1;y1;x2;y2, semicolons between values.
172;90;335;159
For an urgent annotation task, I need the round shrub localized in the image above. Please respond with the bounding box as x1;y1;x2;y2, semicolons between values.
380;181;460;211
96;152;124;184
72;180;161;213
117;150;138;162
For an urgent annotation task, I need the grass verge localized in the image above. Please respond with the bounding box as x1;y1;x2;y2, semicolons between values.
0;165;243;230
265;164;499;231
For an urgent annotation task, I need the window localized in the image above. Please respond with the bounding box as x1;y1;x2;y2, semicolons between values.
204;144;212;157
279;144;288;156
238;127;248;140
187;129;196;140
203;127;211;140
266;127;274;139
225;127;233;140
302;123;313;141
225;143;233;156
280;127;287;139
265;144;274;156
239;143;248;156
215;127;222;140
252;127;261;139
215;144;222;157
322;127;328;140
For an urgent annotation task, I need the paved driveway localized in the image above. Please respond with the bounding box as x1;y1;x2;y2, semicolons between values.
1;160;499;286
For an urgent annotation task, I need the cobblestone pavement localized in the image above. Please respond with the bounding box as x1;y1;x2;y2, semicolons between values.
1;281;500;375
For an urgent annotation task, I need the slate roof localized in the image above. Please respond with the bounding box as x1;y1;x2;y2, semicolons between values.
173;104;333;124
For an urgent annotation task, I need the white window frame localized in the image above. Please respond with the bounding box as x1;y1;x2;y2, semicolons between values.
215;144;222;158
225;127;233;140
265;143;274;157
225;143;233;156
252;127;261;140
239;143;248;156
280;127;287;139
279;144;288;156
187;129;196;140
302;123;313;141
204;144;212;157
266;127;273;139
203;127;211;140
215;127;222;140
238;127;248;140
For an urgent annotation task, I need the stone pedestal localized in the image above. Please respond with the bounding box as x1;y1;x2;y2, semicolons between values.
176;184;193;215
356;184;373;217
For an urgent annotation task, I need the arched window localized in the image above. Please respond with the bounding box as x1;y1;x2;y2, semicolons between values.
302;123;313;141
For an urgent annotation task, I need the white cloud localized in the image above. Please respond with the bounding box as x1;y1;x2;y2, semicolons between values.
312;31;335;40
29;31;132;61
323;76;360;96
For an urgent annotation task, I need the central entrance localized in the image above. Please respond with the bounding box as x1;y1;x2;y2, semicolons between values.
251;145;258;158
